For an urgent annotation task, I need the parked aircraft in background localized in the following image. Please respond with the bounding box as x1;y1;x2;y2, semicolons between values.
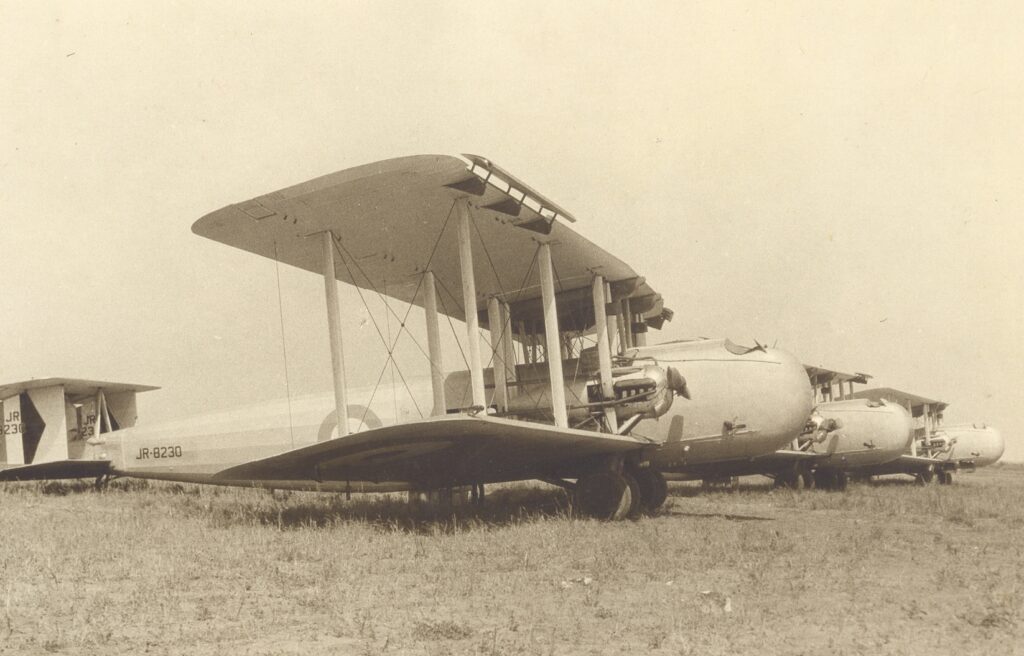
663;365;914;490
1;378;156;476
848;388;1004;484
0;154;813;520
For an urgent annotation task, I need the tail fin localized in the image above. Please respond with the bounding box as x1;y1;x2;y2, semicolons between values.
1;378;158;467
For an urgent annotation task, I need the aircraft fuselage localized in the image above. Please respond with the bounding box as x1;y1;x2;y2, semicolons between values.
81;338;814;491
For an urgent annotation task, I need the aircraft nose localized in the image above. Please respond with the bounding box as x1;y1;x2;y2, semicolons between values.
986;427;1005;464
760;347;814;448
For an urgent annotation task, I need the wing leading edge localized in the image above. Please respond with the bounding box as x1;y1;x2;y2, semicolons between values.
191;154;672;333
210;415;646;489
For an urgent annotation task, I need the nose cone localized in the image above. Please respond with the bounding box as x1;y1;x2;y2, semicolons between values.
758;346;815;450
898;404;916;451
813;399;915;466
947;424;1005;467
630;338;814;465
987;427;1006;465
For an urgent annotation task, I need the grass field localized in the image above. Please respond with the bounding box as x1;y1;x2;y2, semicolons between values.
2;466;1022;655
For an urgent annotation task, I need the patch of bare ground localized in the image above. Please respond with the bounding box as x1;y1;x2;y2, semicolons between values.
1;466;1022;655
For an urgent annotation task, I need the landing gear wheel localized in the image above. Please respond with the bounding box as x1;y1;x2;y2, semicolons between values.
833;471;848;491
576;471;632;520
774;471;805;490
799;471;815;490
915;469;935;485
938;471;954;485
632;469;668;512
622;472;642;519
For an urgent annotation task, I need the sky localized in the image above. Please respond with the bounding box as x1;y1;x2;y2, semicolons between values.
3;2;1022;460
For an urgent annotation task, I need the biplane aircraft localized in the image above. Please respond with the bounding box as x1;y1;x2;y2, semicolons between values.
0;154;814;519
847;388;1004;484
662;365;914;490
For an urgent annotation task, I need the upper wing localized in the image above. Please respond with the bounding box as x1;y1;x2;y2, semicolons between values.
210;415;646;488
192;154;671;332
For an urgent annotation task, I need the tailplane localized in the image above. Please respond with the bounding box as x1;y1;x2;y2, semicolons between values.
1;378;157;469
0;459;112;482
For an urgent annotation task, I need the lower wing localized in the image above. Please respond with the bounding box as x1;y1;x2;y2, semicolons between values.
211;414;646;489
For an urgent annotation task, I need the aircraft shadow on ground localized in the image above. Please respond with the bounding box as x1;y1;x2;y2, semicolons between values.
217;490;580;534
666;483;773;498
8;479;775;530
661;507;775;522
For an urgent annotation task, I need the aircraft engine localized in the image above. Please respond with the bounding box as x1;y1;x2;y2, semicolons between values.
919;433;954;455
593;364;681;421
504;365;684;425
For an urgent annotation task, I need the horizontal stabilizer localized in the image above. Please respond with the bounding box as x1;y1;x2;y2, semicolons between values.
0;378;159;401
212;414;644;488
0;459;111;482
2;377;157;467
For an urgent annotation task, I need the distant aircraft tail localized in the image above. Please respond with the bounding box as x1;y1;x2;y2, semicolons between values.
1;378;157;469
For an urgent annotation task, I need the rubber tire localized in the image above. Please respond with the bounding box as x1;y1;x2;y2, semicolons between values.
833;471;848;491
622;472;642;519
576;471;632;520
775;471;804;490
939;471;954;485
633;469;668;512
798;471;816;490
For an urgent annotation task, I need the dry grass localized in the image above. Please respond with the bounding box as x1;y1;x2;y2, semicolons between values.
1;466;1022;655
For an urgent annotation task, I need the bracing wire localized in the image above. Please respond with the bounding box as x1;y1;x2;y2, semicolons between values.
330;234;423;421
324;201;458;423
272;242;296;448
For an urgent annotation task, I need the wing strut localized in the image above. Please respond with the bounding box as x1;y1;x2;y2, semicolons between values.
539;242;568;427
321;231;350;435
423;271;447;416
591;275;618;432
487;296;509;412
457;200;487;408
